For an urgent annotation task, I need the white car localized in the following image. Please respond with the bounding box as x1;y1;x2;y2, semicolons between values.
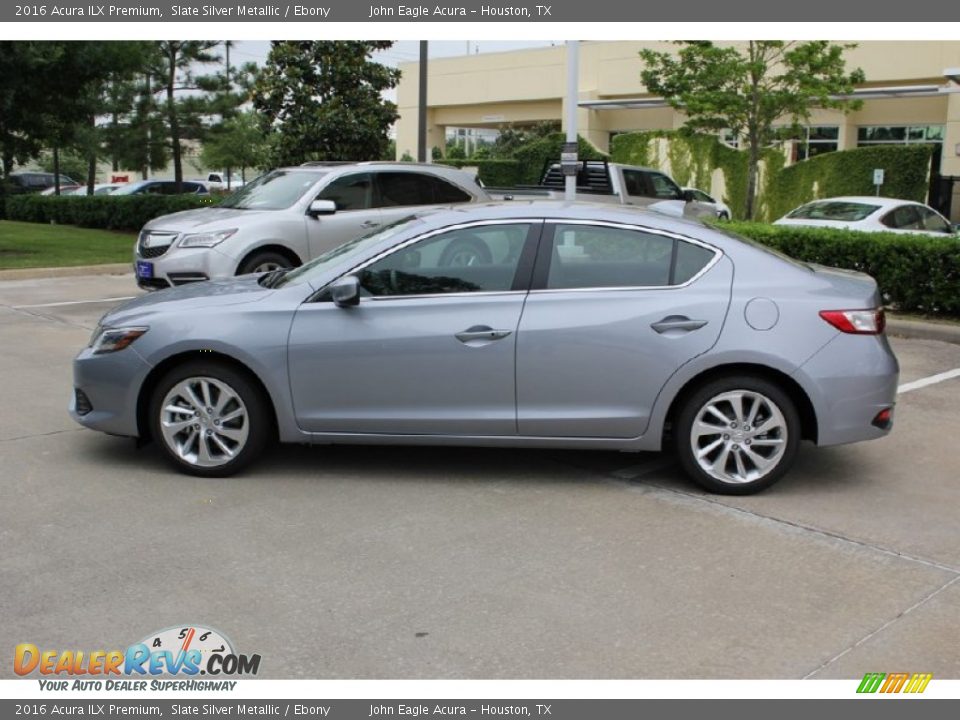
683;188;731;220
774;196;955;237
67;183;124;196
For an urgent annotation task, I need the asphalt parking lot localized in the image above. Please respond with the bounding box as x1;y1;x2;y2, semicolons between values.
1;272;958;679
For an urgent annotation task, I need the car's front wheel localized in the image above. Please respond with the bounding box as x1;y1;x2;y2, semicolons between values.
238;251;294;275
675;376;800;494
149;361;270;477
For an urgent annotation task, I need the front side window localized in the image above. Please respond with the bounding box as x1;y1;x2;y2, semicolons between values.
917;206;951;233
622;170;648;197
318;173;372;211
543;224;715;290
357;223;531;298
881;205;922;230
649;174;683;200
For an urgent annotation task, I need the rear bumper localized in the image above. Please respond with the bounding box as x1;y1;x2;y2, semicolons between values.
794;332;899;447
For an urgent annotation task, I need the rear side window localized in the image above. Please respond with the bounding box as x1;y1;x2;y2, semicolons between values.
430;176;472;204
377;172;436;207
542;224;716;290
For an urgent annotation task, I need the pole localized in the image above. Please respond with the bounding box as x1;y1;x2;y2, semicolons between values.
564;41;579;202
418;41;428;163
225;41;232;190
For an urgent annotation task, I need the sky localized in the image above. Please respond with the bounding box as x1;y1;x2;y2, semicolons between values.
226;41;559;68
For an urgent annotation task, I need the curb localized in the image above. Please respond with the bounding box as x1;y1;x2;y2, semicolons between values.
0;263;131;281
886;317;960;346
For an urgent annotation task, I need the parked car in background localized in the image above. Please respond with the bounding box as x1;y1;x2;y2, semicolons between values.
684;187;732;220
486;160;718;220
132;162;489;290
67;183;124;196
774;197;956;237
7;172;77;194
73;202;898;494
200;171;246;191
40;183;83;196
113;180;210;197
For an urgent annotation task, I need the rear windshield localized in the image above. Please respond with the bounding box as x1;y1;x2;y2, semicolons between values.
787;201;879;222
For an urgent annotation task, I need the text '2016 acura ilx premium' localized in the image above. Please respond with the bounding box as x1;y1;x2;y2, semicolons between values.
71;202;899;494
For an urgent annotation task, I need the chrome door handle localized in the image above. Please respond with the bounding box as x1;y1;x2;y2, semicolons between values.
361;220;380;229
651;316;708;333
455;326;513;343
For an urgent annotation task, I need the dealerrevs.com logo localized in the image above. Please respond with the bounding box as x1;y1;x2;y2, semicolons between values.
15;625;261;689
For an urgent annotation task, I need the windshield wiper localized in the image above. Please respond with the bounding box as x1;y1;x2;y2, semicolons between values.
257;268;290;288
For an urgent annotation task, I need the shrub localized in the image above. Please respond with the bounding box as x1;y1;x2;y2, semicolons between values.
724;221;960;317
4;194;217;232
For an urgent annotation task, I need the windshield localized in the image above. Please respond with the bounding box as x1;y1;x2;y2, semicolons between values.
277;215;425;289
787;201;880;222
219;169;328;210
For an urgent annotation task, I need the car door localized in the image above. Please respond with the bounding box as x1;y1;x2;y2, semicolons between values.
516;221;732;438
305;172;381;258
287;220;542;435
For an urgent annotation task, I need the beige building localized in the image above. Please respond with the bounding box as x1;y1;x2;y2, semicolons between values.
397;41;960;215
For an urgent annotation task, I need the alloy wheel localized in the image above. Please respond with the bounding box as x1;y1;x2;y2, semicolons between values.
159;376;249;468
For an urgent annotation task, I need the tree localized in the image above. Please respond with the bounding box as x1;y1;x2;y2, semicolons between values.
146;41;222;190
253;41;400;166
639;41;865;219
201;111;272;182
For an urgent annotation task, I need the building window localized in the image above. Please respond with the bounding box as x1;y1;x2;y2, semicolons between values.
789;126;839;161
857;125;945;145
718;129;739;149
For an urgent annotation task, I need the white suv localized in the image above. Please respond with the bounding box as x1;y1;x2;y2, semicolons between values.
134;163;490;290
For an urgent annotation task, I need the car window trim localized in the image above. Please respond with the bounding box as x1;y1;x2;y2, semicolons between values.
529;219;723;293
306;219;546;303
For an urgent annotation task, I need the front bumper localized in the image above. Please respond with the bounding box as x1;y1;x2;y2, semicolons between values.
795;332;900;447
69;346;153;437
134;244;238;291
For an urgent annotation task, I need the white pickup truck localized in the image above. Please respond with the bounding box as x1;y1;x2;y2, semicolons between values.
199;171;246;191
487;160;721;220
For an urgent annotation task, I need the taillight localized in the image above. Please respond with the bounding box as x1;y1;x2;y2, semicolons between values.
819;309;886;335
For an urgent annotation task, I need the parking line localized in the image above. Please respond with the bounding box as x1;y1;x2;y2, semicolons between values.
11;296;136;309
898;368;960;394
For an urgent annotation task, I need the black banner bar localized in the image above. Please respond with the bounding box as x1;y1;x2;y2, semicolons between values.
3;0;959;23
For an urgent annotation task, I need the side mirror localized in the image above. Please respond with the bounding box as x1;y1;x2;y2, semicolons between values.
308;199;337;216
682;189;697;203
329;275;360;308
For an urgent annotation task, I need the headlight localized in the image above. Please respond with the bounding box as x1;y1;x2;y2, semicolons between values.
89;326;149;355
178;228;238;248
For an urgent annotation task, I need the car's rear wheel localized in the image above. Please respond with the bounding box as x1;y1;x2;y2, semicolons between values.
149;361;270;477
238;251;294;275
675;376;800;494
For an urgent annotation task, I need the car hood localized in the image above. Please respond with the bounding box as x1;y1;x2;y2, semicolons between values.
100;275;271;327
142;207;278;232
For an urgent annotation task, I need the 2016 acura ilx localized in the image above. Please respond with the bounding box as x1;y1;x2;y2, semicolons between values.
71;202;898;494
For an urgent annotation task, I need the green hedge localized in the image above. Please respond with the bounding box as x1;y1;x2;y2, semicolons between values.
512;133;608;185
4;194;217;232
610;132;933;223
764;145;933;221
725;221;960;316
435;159;522;187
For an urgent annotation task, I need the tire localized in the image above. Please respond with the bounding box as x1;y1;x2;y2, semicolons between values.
674;376;800;495
438;236;492;267
238;250;294;275
718;211;730;221
149;361;271;478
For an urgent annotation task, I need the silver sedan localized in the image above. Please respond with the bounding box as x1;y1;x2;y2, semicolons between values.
71;203;899;494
